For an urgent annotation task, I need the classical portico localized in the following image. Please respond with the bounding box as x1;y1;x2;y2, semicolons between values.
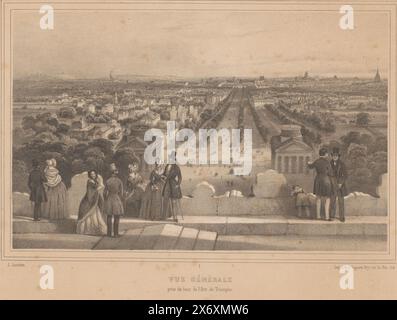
275;152;312;174
271;125;314;190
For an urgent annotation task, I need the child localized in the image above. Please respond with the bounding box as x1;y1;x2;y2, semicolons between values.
291;185;311;219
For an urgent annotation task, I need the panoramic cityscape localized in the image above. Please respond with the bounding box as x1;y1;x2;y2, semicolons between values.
12;71;388;250
10;9;389;251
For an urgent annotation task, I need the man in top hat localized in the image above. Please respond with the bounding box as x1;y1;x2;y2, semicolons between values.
329;147;348;222
28;159;47;221
103;164;124;237
307;147;333;221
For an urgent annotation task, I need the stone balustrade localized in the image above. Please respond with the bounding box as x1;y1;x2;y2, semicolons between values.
13;170;388;218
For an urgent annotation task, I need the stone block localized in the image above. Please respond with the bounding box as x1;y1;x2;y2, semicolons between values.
182;181;218;215
253;170;288;198
13;192;32;218
345;192;385;216
217;196;294;216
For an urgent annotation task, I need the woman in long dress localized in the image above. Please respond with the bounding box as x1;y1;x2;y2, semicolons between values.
41;159;68;220
124;163;144;217
76;170;107;235
140;163;165;220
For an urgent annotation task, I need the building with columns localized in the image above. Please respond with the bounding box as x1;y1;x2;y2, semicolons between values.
271;125;314;191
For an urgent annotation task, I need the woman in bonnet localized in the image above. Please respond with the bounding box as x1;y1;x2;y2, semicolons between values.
41;158;68;220
76;169;107;235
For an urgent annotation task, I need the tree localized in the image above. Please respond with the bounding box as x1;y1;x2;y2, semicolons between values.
89;139;114;159
58;106;77;119
69;143;89;161
46;117;59;128
84;147;105;160
22;115;36;131
44;142;69;155
323;118;336;132
113;147;140;186
347;143;368;169
71;159;86;175
75;106;84;115
160;111;170;121
359;133;374;148
34;131;58;143
13;128;32;146
341;131;361;148
59;135;78;146
57;123;70;135
12;159;29;193
349;167;372;194
370;136;387;153
356;112;370;126
367;151;388;185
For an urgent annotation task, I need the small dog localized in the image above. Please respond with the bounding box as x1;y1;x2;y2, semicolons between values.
291;185;312;219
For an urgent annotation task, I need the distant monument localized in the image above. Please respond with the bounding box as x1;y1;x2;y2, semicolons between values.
114;92;118;105
374;68;381;82
303;71;309;79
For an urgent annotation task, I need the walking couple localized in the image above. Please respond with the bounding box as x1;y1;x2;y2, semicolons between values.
75;155;183;237
140;156;183;222
76;164;123;237
307;147;348;222
28;158;68;221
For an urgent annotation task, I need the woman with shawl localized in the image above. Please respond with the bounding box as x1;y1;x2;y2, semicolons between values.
124;162;144;217
140;162;165;220
41;158;68;220
76;170;107;235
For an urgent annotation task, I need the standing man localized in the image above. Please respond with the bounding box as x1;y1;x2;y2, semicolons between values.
104;165;124;237
329;147;348;222
307;148;333;221
28;159;47;221
162;151;183;222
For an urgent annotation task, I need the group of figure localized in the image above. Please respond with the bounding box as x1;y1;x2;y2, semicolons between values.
27;147;346;238
28;152;183;237
76;159;183;237
292;147;348;222
28;158;68;221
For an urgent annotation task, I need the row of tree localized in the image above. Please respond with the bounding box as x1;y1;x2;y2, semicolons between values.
246;93;269;143
197;89;237;130
265;105;321;146
278;101;336;133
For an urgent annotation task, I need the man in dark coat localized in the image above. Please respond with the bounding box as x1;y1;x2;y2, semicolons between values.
162;151;183;221
329;148;348;222
28;159;47;221
104;166;124;237
307;148;332;221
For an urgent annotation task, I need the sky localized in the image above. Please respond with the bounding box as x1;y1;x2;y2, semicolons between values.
13;10;390;79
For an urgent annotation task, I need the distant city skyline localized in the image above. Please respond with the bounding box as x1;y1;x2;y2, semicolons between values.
13;10;389;79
